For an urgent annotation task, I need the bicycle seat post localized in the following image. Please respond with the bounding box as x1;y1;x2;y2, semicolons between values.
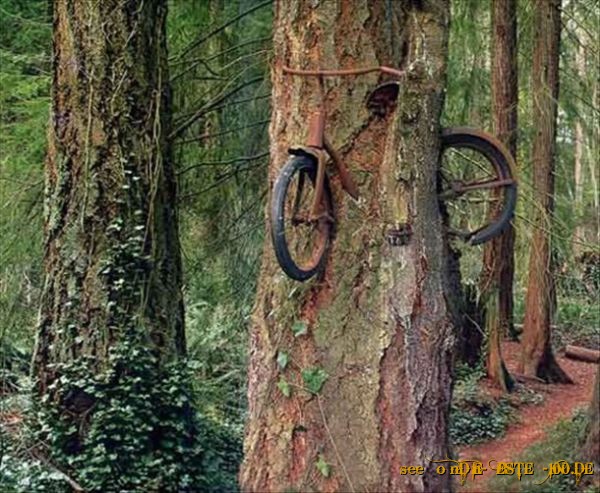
306;75;326;149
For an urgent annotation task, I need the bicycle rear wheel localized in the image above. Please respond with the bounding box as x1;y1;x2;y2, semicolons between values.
439;128;517;245
271;155;334;281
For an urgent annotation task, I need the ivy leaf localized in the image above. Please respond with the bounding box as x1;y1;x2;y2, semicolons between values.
292;321;308;337
277;377;291;397
301;367;328;394
277;351;289;370
315;454;331;477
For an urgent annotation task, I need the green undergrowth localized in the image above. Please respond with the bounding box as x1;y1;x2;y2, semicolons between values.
450;363;512;446
450;363;544;447
1;334;241;493
513;292;600;351
488;410;596;493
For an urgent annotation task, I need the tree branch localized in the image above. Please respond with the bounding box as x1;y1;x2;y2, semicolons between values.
170;76;264;140
172;0;272;61
177;152;269;176
175;119;270;145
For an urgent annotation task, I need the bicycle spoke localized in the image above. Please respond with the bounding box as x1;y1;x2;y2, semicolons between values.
448;148;497;179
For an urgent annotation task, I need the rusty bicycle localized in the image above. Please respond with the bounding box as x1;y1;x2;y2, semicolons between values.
271;65;517;281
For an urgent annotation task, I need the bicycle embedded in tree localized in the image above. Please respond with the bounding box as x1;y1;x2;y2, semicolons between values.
271;65;517;281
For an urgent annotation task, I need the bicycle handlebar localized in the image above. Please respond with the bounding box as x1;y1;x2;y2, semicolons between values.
282;65;405;78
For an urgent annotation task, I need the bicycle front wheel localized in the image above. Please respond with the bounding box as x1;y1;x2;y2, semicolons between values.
271;155;334;281
440;128;517;245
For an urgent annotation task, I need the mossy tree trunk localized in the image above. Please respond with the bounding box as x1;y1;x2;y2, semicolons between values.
481;0;517;392
240;1;455;492
32;0;189;488
519;0;571;383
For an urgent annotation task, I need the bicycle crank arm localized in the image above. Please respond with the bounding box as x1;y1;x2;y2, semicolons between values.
439;178;515;200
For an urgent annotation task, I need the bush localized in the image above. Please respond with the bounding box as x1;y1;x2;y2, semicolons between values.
450;399;512;446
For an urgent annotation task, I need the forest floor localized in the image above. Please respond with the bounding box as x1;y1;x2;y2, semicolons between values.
456;340;597;492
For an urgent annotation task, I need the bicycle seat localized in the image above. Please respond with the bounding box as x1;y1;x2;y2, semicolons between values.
366;81;400;116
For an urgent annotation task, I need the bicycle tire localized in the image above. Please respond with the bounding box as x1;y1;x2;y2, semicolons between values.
271;155;334;281
440;128;517;245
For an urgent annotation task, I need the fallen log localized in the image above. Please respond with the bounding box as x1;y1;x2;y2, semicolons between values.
514;323;558;331
565;345;600;363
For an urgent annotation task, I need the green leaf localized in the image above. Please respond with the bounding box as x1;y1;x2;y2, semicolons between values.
277;377;291;397
292;320;308;337
301;367;328;394
315;454;331;477
277;351;289;370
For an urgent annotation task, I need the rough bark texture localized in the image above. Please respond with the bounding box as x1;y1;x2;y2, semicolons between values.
480;0;518;391
240;1;454;492
33;0;184;397
519;0;571;383
581;368;600;466
453;275;484;368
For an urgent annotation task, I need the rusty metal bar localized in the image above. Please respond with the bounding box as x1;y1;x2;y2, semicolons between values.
455;177;515;193
282;65;404;78
307;111;325;148
310;149;328;219
439;178;515;200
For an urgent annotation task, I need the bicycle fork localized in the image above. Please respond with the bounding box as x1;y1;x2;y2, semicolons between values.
288;110;360;222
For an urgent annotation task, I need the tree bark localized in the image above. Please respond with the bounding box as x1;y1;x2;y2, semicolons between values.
573;41;585;253
480;0;518;392
564;345;600;363
580;368;600;466
519;0;571;383
32;0;185;460
240;1;454;492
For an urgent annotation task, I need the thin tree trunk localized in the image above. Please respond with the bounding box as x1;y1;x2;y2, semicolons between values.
519;0;571;383
240;1;454;492
573;41;585;252
481;0;518;392
592;51;600;214
32;0;188;487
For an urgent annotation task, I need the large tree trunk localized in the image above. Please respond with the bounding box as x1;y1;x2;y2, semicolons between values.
32;0;188;488
240;1;454;492
519;0;571;383
481;0;518;392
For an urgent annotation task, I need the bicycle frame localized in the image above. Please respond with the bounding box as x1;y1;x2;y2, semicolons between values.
272;66;519;281
283;65;404;220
